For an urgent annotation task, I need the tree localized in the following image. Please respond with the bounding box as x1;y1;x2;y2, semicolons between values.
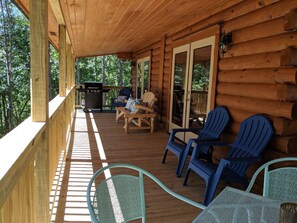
0;0;30;137
76;55;131;86
49;44;59;99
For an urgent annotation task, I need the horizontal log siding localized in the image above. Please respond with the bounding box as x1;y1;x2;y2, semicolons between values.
216;0;297;161
133;0;297;168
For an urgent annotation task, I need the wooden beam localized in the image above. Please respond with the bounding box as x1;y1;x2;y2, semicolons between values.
158;35;166;120
66;44;72;90
34;131;49;222
59;25;66;96
30;0;49;222
116;52;133;60
72;56;75;87
49;0;64;25
48;0;71;45
284;10;297;31
30;0;49;122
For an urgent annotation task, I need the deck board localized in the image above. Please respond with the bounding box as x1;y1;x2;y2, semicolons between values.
51;109;226;222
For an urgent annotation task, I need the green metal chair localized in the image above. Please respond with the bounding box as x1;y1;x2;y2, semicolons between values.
246;157;297;203
87;163;205;223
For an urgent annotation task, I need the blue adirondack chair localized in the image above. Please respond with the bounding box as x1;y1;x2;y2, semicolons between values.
111;88;131;108
183;114;274;205
162;106;230;177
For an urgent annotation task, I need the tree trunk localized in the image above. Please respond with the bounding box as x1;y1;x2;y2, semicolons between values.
94;57;97;81
1;93;8;133
118;60;123;86
48;44;51;100
102;56;105;84
0;0;13;130
76;59;80;84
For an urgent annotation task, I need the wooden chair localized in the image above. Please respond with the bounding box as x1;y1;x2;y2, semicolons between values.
115;92;157;133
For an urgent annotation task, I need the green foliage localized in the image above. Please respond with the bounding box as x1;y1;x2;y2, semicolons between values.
192;63;210;91
0;0;30;137
76;55;131;86
0;1;132;139
49;44;59;99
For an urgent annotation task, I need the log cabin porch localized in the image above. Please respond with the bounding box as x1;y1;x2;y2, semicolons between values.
49;109;218;223
1;0;297;222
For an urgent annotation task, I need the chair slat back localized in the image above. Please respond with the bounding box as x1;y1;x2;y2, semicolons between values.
87;164;205;223
247;157;297;203
196;106;230;154
267;167;297;203
119;88;131;97
141;92;157;108
227;115;274;176
92;174;145;223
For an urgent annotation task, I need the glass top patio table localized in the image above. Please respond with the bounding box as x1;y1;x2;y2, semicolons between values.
192;186;282;223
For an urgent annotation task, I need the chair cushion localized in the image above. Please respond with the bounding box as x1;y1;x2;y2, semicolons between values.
130;99;142;114
116;95;127;103
125;97;136;110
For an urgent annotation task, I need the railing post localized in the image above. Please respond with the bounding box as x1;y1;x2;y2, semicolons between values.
30;0;49;222
67;44;72;90
59;24;67;97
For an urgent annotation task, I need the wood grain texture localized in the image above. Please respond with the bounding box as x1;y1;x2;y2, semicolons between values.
59;25;66;97
30;0;49;122
51;111;226;222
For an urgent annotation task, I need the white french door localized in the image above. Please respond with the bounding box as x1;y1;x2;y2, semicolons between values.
169;36;217;142
136;56;150;98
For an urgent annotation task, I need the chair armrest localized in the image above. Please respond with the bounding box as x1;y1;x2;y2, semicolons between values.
172;127;202;134
133;104;154;112
124;113;156;118
193;140;231;147
168;128;202;143
224;156;261;165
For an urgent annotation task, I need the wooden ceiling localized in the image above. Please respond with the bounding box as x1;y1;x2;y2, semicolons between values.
15;0;243;58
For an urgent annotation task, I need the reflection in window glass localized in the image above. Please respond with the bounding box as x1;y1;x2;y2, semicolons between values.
189;46;211;128
171;51;187;126
137;63;142;97
144;61;150;93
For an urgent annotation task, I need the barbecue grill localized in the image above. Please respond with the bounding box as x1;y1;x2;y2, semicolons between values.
84;82;104;112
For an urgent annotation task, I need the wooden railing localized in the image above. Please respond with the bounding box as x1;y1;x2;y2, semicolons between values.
0;88;75;223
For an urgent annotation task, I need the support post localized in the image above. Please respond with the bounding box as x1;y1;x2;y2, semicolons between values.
158;35;166;121
29;0;49;222
66;43;72;90
59;25;66;96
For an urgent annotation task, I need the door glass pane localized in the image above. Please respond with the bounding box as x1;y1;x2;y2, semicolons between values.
144;61;150;93
189;46;211;128
137;63;142;98
171;51;187;126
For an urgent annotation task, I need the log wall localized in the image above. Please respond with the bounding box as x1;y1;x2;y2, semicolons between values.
132;0;297;167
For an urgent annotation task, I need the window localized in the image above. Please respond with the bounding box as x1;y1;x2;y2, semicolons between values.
136;56;150;98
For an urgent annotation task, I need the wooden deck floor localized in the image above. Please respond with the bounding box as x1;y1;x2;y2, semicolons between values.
50;109;225;223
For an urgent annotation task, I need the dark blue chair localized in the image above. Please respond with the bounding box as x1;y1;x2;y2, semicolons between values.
162;106;230;177
111;87;131;108
183;114;274;205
